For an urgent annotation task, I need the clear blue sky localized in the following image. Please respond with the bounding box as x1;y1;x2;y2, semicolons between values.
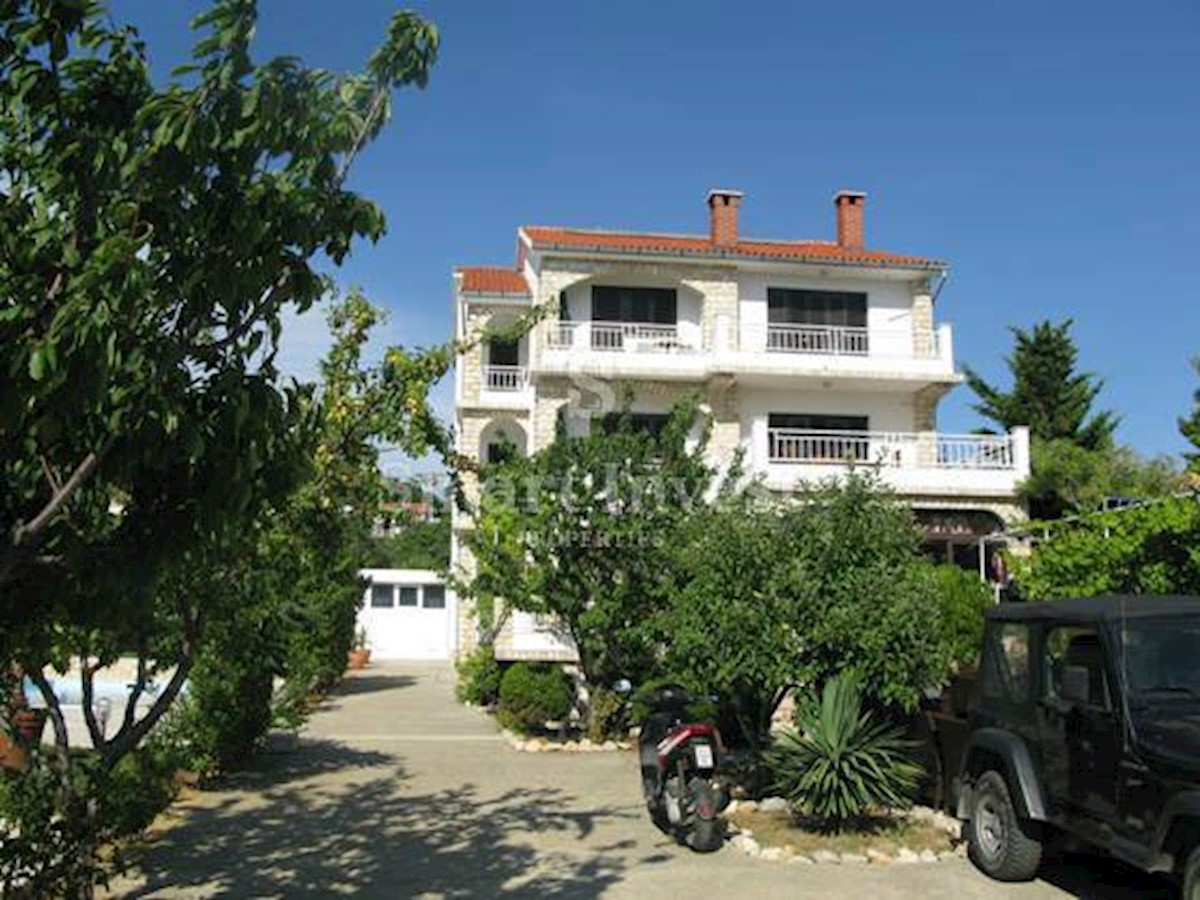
111;0;1200;465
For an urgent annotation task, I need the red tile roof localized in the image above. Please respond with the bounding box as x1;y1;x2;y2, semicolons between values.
522;226;943;269
457;267;530;295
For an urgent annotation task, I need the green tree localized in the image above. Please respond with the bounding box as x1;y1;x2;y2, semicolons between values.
965;319;1121;518
464;401;714;710
1182;357;1200;473
965;319;1117;450
0;3;439;892
662;473;950;750
1017;495;1200;601
1020;439;1186;521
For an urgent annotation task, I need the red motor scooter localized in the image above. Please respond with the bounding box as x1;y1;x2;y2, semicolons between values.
617;681;729;852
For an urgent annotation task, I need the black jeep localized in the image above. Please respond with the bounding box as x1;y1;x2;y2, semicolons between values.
957;595;1200;894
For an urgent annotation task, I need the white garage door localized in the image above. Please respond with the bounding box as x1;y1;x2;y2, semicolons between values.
358;570;456;660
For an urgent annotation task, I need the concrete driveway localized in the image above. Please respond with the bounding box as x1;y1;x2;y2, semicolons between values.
110;663;1172;898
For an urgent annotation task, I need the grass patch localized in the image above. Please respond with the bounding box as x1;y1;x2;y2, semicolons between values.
730;810;955;857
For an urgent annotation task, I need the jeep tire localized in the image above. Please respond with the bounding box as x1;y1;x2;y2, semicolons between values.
1184;846;1200;900
967;770;1043;881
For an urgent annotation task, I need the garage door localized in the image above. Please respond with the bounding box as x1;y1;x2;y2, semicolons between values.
358;574;456;660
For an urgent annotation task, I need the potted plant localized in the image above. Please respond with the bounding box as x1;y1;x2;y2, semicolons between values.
347;627;371;670
1;666;45;771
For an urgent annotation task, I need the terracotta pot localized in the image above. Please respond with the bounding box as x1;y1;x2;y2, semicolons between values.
0;732;28;772
347;649;371;671
13;708;48;744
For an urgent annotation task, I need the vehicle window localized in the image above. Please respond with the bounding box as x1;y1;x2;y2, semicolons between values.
370;584;394;608
1044;627;1111;710
982;622;1031;703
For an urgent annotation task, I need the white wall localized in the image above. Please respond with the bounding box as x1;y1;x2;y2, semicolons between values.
358;568;456;661
736;273;913;358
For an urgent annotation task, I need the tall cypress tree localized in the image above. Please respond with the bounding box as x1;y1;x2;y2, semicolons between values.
1181;357;1200;473
964;319;1118;451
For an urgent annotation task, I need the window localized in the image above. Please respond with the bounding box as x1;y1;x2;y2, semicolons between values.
422;585;446;609
768;413;869;462
370;584;394;608
767;289;867;327
487;337;519;367
398;586;419;607
597;412;671;439
1044;627;1110;710
591;286;677;324
982;623;1031;703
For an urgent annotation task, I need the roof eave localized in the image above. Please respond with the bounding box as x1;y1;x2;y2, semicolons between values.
529;241;945;272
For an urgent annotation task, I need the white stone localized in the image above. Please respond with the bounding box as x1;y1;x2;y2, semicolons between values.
758;797;789;814
840;853;868;864
811;849;840;865
738;800;759;813
788;855;814;865
760;847;785;862
866;849;892;865
723;800;740;816
895;848;920;864
919;849;939;864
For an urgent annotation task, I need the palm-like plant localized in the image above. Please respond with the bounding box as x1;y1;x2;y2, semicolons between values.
766;675;921;832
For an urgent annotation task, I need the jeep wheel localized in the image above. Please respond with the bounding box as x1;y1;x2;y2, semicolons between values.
967;770;1042;881
1184;847;1200;900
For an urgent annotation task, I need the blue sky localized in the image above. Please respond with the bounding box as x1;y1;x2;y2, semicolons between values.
111;0;1200;471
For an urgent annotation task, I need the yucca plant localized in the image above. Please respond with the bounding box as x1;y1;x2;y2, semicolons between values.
766;675;921;832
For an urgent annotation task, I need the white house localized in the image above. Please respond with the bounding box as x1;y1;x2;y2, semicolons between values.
451;189;1030;662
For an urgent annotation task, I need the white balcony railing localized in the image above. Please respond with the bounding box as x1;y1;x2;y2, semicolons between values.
548;321;692;353
483;365;527;391
767;429;1017;470
766;324;870;356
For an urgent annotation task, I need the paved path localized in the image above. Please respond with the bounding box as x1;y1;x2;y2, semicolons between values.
110;663;1171;898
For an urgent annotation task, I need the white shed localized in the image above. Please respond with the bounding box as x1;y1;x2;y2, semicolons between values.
357;569;456;660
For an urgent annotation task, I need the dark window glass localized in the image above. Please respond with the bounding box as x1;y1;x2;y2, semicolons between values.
487;441;516;465
423;585;446;609
768;413;868;432
767;288;867;327
370;584;394;608
591;286;677;324
488;338;519;366
398;586;418;607
981;623;1031;703
597;412;671;439
1044;628;1111;710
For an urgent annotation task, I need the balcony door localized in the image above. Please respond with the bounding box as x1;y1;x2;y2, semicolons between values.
591;286;677;350
768;412;869;462
767;288;867;354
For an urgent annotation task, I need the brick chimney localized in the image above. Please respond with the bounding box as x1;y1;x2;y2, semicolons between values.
834;190;866;249
707;189;743;248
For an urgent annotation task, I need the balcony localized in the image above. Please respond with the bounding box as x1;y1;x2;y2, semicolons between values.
762;427;1030;498
549;321;696;353
483;365;527;391
538;320;707;381
766;324;871;356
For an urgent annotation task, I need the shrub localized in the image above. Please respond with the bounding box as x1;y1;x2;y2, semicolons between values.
933;565;993;670
767;675;921;832
0;742;181;896
584;686;627;743
498;662;574;734
455;645;503;706
174;605;277;775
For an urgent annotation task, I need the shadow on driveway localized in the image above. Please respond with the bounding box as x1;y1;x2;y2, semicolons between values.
121;743;636;898
1036;849;1175;899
